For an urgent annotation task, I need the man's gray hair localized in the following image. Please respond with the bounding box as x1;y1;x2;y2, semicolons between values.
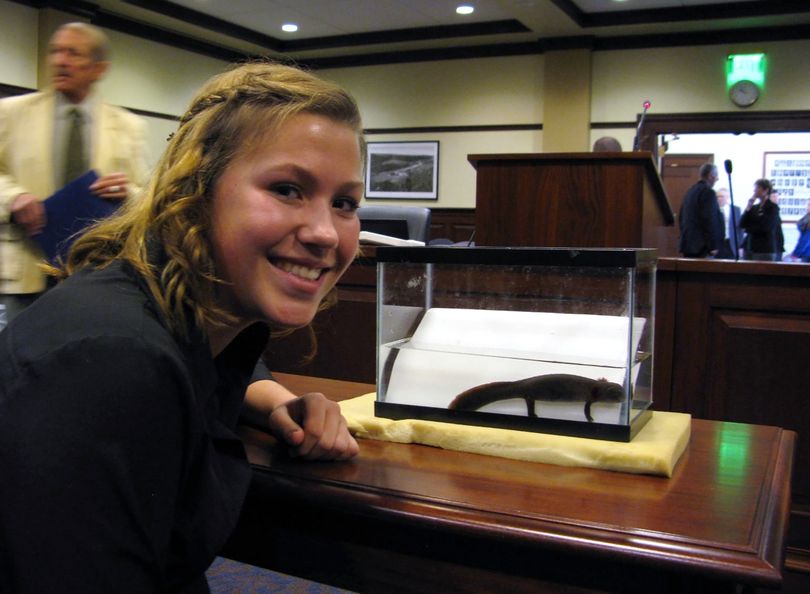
699;163;717;179
55;22;111;63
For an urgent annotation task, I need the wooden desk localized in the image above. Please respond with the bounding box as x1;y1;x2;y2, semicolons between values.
265;255;810;570
224;373;795;594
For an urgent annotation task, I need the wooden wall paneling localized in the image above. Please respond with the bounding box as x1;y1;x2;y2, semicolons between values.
660;154;713;217
659;154;714;258
652;263;678;412
702;306;810;503
428;208;475;243
668;270;714;416
265;251;377;383
709;306;810;580
787;506;810;583
264;295;376;383
669;263;810;426
661;260;810;575
705;312;810;423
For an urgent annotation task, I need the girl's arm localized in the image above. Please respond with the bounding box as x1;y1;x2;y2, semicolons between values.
243;379;359;460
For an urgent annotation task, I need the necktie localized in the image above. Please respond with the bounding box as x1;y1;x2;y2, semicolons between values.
63;107;87;185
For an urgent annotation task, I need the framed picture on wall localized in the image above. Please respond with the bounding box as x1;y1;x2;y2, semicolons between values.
763;151;810;222
365;141;439;200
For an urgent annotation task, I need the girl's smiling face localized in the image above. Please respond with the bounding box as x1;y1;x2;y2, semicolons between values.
210;112;363;333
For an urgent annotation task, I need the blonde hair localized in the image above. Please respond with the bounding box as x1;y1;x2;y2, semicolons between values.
57;61;364;338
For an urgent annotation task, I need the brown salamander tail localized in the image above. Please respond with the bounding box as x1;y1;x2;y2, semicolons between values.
448;381;514;411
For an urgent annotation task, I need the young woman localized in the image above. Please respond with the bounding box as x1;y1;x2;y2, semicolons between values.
0;62;363;592
740;178;781;261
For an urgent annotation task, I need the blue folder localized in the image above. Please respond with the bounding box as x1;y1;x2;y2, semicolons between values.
34;170;119;263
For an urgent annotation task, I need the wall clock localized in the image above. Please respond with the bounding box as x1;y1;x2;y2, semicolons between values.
729;80;760;107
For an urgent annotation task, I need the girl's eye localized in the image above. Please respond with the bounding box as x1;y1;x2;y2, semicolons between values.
272;184;301;200
333;197;360;213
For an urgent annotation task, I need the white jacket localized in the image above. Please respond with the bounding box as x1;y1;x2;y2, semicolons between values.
0;90;149;294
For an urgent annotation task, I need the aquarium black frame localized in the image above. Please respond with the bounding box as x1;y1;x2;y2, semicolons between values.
374;246;657;442
376;246;658;267
375;401;653;442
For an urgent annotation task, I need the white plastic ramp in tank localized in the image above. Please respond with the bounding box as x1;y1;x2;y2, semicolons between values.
380;308;647;424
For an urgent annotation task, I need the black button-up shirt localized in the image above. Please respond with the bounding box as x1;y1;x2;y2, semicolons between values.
0;261;269;593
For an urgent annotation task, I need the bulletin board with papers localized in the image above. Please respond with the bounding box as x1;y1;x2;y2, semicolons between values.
764;151;810;222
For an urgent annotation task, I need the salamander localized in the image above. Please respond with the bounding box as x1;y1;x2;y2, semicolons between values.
447;373;625;422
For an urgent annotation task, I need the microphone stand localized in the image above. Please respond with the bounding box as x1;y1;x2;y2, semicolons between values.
725;163;740;261
632;101;651;151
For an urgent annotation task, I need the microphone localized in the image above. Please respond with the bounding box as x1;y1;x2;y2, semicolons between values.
632;100;652;151
724;158;739;261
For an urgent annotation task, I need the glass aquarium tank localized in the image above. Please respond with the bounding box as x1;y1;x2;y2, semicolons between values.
374;247;656;442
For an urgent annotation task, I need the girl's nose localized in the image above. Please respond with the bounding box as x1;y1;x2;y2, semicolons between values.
298;201;339;248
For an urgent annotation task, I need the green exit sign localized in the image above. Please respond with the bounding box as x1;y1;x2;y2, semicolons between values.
727;53;766;87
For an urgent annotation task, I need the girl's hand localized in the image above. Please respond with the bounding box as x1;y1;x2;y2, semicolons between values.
268;392;359;460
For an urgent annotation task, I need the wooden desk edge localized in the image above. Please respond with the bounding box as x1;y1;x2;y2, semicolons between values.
262;374;795;588
246;454;789;588
760;428;797;585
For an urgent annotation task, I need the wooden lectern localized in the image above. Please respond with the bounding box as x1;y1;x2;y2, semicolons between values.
468;152;674;250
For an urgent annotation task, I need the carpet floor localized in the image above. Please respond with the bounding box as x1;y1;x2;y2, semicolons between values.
206;557;355;594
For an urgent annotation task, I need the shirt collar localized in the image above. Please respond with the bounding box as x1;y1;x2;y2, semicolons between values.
55;91;97;123
125;252;269;425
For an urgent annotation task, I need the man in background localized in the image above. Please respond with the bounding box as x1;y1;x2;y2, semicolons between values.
0;22;149;326
678;163;723;258
592;136;623;152
715;187;743;259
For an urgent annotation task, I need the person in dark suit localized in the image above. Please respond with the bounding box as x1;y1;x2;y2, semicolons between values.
715;187;743;259
678;163;723;258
